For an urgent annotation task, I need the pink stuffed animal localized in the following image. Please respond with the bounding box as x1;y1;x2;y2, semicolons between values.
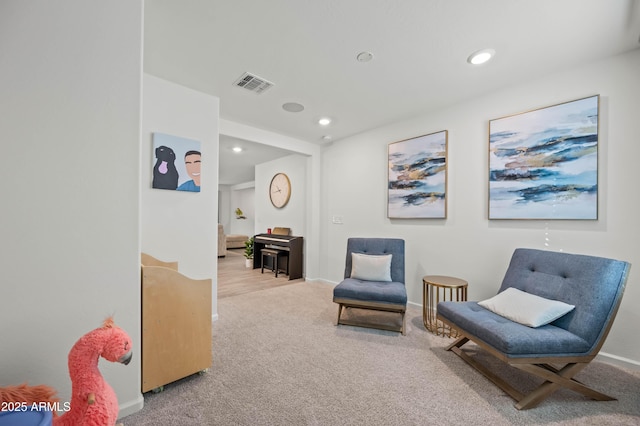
0;318;132;426
55;317;132;426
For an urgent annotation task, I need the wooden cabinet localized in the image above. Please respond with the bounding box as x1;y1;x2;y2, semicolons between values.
141;253;212;393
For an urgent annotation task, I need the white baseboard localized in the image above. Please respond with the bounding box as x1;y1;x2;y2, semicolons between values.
408;300;421;309
597;351;640;371
305;277;338;286
118;393;144;419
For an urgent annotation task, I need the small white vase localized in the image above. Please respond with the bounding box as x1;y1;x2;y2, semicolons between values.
245;258;253;268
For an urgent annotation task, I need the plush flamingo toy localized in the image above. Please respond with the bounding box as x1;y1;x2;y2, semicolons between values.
0;317;132;426
56;317;133;425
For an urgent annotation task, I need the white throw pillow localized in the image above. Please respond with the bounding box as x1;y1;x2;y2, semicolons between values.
350;253;393;282
478;287;575;328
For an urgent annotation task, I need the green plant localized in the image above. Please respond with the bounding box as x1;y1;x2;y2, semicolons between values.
243;236;254;259
235;208;246;219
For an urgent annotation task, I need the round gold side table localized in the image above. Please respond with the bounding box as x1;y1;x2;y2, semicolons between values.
422;275;468;337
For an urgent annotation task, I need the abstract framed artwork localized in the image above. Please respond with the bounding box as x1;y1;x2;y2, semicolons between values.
152;132;202;192
489;95;599;220
388;130;447;219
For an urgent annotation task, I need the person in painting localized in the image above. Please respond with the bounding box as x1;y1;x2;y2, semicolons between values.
177;150;202;192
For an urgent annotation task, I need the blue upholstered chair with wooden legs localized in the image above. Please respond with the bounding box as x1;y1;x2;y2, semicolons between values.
333;238;407;335
437;248;631;410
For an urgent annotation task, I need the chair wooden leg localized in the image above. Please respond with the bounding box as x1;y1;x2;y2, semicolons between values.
449;344;525;402
445;336;469;351
336;304;343;326
513;362;614;410
445;337;615;410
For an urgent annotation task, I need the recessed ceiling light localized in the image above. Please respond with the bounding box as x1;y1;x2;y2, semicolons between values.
282;102;304;112
318;117;332;126
232;147;243;153
356;51;374;62
467;48;495;65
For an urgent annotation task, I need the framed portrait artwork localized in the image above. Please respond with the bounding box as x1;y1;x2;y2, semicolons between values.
388;130;447;219
488;95;599;220
152;132;202;192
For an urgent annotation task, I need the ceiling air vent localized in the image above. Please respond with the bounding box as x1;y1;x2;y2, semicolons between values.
233;72;274;94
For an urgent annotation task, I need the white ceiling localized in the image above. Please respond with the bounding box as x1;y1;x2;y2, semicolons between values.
218;135;296;185
144;0;640;184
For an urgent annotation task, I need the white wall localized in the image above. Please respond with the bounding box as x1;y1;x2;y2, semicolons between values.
141;74;219;313
255;155;308;237
0;0;143;417
228;184;256;236
219;182;256;237
218;186;231;229
321;49;640;366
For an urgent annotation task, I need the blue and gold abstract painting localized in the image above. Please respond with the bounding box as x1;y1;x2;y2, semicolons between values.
489;96;598;219
388;131;447;218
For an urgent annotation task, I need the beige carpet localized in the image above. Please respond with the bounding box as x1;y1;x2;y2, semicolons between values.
122;281;640;425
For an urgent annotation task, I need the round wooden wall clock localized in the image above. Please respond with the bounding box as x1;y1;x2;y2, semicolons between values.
269;173;291;208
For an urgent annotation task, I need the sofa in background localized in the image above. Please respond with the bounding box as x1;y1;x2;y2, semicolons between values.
226;233;249;249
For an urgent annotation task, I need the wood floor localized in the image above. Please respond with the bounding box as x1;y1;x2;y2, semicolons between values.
217;249;304;299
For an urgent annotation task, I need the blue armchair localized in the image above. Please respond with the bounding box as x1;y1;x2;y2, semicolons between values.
437;248;631;409
333;238;407;335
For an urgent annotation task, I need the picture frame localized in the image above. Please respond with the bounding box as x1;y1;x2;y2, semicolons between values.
488;95;599;220
152;132;202;192
388;130;447;219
